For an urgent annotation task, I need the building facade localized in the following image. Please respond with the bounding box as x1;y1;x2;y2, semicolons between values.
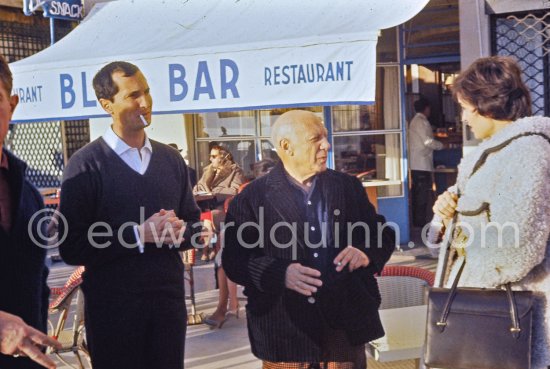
0;1;81;189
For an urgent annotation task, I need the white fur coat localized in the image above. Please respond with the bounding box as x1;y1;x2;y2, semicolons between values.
432;116;550;369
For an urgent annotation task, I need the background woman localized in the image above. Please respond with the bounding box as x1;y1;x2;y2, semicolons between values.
194;144;245;260
194;145;245;327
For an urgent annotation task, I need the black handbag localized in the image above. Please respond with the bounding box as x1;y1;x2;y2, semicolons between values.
425;260;534;369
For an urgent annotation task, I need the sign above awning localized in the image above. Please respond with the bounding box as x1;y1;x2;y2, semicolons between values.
23;0;83;20
10;0;428;122
43;0;83;21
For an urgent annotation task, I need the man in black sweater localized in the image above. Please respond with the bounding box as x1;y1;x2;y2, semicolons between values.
0;55;61;369
58;61;201;369
223;110;395;368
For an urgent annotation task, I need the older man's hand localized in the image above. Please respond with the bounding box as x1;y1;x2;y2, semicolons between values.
333;245;370;272
285;263;323;296
0;311;61;369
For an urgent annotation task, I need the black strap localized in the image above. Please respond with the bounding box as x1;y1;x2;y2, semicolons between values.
506;283;522;339
457;131;550;208
459;202;490;217
436;260;522;339
470;132;550;177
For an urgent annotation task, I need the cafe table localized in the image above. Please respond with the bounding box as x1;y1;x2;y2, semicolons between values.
367;305;428;364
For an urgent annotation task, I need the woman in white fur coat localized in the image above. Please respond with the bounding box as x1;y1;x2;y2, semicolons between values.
432;56;550;369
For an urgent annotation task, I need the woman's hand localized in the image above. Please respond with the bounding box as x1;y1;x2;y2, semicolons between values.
433;191;458;224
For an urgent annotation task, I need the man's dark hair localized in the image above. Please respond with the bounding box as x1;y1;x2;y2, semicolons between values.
93;61;140;101
414;97;430;114
452;56;531;121
168;143;182;152
0;55;13;95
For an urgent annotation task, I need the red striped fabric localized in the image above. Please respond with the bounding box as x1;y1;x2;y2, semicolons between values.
380;265;435;286
49;266;85;310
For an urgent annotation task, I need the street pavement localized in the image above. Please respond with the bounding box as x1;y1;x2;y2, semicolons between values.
47;242;437;369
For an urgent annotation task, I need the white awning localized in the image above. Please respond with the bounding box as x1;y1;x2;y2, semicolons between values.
10;0;428;122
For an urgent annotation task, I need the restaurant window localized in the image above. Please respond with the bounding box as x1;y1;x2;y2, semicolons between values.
259;107;323;137
377;28;398;63
195;111;255;138
331;66;403;197
193;107;322;179
194;111;256;178
195;139;256;177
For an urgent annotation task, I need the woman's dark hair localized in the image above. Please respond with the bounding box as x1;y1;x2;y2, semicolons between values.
93;61;140;101
452;56;532;121
211;144;233;163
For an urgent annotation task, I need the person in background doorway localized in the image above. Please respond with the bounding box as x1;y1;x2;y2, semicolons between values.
408;96;444;227
0;55;62;369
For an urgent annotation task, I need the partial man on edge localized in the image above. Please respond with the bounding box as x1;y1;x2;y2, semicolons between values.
0;55;61;369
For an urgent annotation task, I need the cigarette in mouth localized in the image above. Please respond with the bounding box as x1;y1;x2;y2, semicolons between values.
139;114;148;126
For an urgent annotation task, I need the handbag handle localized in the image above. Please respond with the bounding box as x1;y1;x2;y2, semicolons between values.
436;260;522;339
435;215;456;288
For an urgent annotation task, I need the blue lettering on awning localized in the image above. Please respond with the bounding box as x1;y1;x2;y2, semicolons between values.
169;59;240;102
264;61;353;86
13;85;43;104
59;72;98;109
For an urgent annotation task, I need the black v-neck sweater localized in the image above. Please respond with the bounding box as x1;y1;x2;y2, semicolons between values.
58;138;201;297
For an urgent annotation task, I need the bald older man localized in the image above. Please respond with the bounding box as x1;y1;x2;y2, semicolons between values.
223;110;396;369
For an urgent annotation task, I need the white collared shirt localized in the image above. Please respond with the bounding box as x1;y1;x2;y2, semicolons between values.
102;126;152;174
102;126;152;253
408;113;444;171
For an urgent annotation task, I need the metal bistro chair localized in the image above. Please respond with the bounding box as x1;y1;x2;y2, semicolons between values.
377;265;434;309
48;266;90;369
367;265;435;369
184;182;249;325
182;194;227;325
182;247;205;325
